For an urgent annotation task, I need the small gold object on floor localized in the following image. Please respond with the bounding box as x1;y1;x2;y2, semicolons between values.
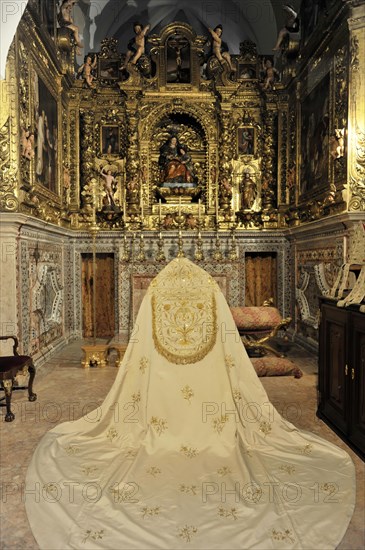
81;344;109;368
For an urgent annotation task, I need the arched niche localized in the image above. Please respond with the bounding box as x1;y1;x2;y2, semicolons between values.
149;22;205;89
139;102;219;210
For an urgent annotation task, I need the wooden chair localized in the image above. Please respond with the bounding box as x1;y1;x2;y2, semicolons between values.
0;336;37;422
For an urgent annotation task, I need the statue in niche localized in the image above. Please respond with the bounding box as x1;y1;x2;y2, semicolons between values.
158;135;197;186
273;4;300;51
77;54;97;88
240;171;257;210
100;167;118;208
120;22;150;70
208;25;235;74
57;0;83;53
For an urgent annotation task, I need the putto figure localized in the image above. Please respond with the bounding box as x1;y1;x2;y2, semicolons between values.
58;0;83;53
77;54;97;88
121;22;150;69
261;59;280;90
273;4;300;51
208;25;235;73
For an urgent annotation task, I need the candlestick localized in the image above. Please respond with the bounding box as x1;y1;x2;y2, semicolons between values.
159;199;162;224
123;187;126;220
198;199;201;223
140;191;144;221
215;188;219;223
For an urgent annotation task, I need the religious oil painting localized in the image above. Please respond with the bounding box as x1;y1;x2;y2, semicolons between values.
101;126;120;156
98;59;120;80
300;72;330;197
33;72;58;193
237;127;255;156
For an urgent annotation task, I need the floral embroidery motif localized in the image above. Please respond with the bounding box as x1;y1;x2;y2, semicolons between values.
109;483;138;503
141;506;160;518
180;445;198;458
225;355;235;369
271;528;295;544
151;261;218;365
43;483;59;498
299;443;313;455
106;427;118;442
218;506;239;520
179;484;197;496
150;416;168;435
81;466;99;476
139;357;149;373
212;415;229;434
177;525;198;543
82;530;104;544
132;391;141;403
259;420;272;436
279;464;296;475
242;484;263;503
181;385;194;404
233;388;242;401
147;466;162;477
65;444;81;455
217;466;232;476
124;448;138;459
320;482;337;496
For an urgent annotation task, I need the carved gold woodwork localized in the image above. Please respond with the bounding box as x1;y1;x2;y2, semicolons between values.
2;7;364;230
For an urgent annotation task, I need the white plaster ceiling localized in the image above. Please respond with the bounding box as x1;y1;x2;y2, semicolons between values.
74;0;301;57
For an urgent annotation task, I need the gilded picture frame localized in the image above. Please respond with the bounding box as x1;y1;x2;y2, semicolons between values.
237;126;255;156
98;59;120;81
100;125;120;156
299;72;330;198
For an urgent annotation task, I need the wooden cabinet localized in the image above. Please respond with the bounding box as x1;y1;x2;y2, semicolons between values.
317;298;365;461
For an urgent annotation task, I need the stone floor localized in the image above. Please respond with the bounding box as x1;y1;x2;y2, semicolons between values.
0;340;364;549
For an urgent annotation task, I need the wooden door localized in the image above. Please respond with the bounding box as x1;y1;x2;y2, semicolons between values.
81;253;115;338
245;253;277;306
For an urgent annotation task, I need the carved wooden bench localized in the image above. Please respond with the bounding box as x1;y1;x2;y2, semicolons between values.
230;301;292;357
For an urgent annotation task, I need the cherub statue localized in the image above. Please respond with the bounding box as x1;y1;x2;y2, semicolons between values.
77;54;97;88
261;59;280;90
58;0;83;53
273;4;300;51
330;129;345;159
21;128;35;160
186;214;197;229
121;22;150;69
208;25;235;73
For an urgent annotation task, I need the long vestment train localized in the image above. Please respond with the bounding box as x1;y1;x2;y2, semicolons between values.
26;258;355;549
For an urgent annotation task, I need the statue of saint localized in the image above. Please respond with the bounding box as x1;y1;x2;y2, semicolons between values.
240;172;257;209
158;136;196;185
